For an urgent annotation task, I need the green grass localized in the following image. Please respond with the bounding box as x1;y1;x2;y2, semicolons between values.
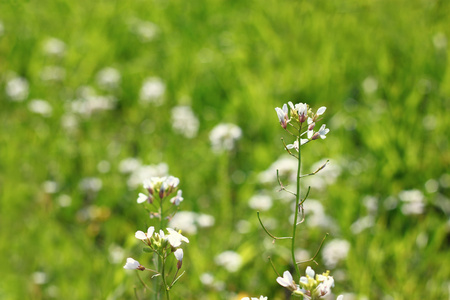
1;0;449;299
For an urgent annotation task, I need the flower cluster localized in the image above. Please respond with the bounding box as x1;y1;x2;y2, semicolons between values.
277;267;343;300
123;174;188;297
275;102;329;150
137;175;183;206
124;226;189;271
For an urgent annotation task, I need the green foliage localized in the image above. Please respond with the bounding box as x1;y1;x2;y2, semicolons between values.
0;0;449;299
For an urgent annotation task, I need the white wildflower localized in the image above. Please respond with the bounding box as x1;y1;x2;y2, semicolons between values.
322;239;350;268
6;76;29;101
209;123;242;152
215;250;242;272
171;105;200;138
248;194;273;211
139;77;165;105
166;228;189;247
43;38;66;57
96;67;121;90
28;99;53;117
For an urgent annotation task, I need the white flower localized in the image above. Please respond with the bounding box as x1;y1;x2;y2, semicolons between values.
209;123;242;152
275;103;289;129
337;295;344;300
316;106;326;116
171;105;200;138
174;248;183;261
28;99;53;117
248;194;273;211
288;102;308;123
6;76;29;101
79;177;102;192
215;250;242;272
277;270;295;288
137;192;148;204
96;67;121;90
286;139;309;151
43;38;66;57
305;266;315;278
135;226;155;240
311;124;330;140
123;258;141;270
241;297;268;300
170;190;184;205
139;77;165;105
166;228;189;247
322;239;350;268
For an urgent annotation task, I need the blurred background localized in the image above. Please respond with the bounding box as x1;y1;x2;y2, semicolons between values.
1;0;449;299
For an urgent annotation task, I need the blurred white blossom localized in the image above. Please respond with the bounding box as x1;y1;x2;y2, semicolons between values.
28;99;53;117
130;19;159;43
43;37;66;57
42;180;58;194
96;67;121;90
70;95;116;116
399;189;425;215
215;250;242;272
139;77;165;105
259;155;297;184
0;20;4;37
127;163;169;189
171;105;200;138
108;244;125;264
79;177;102;192
209;123;242;152
57;194;72;207
322;239;350;268
5;76;29;101
248;194;273;211
119;157;142;174
350;215;375;234
169;211;215;235
362;76;378;94
32;272;47;285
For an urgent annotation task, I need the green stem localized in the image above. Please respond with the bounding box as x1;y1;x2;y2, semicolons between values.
291;124;302;278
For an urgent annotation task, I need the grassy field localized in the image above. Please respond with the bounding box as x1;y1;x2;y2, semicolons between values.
1;0;449;299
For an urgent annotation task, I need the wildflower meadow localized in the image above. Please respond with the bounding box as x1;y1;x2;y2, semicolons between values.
1;0;449;299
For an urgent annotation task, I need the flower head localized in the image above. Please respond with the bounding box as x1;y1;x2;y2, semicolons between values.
166;228;189;247
276;270;298;292
123;258;145;270
135;226;155;241
275;103;289;129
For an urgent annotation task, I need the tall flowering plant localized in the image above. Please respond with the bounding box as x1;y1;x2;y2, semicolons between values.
123;176;188;300
256;102;342;299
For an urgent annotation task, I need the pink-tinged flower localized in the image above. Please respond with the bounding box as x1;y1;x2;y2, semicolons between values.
311;124;330;140
166;228;189;247
275;104;289;129
123;258;144;270
135;226;155;240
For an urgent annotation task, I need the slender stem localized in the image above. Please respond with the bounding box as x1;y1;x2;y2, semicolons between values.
291;124;303;278
296;233;329;265
257;211;292;240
